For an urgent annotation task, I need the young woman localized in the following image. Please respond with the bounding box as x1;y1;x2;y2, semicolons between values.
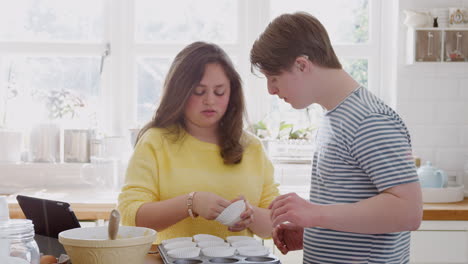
118;42;279;243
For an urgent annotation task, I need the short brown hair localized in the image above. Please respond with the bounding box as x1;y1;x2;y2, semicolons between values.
251;12;341;75
137;42;246;164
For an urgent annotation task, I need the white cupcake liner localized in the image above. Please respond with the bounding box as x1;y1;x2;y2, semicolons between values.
226;236;256;244
164;241;197;250
161;237;192;245
231;239;262;248
215;200;246;226
201;246;236;258
237;246;269;257
193;234;224;243
167;247;201;259
197;241;230;248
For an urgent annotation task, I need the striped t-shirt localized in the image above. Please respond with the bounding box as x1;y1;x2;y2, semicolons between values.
304;87;419;264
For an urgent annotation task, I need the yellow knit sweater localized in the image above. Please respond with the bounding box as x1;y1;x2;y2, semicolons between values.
118;127;279;243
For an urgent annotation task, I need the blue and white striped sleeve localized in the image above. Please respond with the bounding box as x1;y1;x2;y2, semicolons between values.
350;113;419;192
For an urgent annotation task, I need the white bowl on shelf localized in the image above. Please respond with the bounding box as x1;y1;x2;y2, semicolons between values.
422;184;464;203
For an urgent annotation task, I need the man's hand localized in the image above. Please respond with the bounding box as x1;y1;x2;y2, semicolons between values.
269;192;317;227
273;222;304;254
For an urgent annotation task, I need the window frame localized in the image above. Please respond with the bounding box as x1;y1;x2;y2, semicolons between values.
0;0;386;146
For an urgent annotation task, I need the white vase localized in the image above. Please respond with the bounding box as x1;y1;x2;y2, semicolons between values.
29;122;60;163
0;129;23;163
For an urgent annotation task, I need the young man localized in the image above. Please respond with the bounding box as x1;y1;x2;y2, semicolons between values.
250;12;422;263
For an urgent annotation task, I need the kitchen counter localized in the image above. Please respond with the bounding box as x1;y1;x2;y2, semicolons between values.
7;188;119;221
7;189;468;221
422;198;468;220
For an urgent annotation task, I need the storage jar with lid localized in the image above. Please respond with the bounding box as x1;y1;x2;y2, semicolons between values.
0;196;40;264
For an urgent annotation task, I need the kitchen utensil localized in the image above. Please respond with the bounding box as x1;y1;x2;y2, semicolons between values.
158;242;281;264
29;122;60;163
449;32;465;61
0;129;22;163
64;129;92;163
424;32;438;61
59;225;156;264
108;209;120;240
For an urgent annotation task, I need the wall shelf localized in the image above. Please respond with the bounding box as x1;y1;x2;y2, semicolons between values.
407;27;468;64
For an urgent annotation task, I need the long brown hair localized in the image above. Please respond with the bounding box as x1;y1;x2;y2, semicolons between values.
137;42;246;165
251;12;342;75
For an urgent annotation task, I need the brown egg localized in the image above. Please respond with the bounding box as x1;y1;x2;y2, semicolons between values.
40;255;57;264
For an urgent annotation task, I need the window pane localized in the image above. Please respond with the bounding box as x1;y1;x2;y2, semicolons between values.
135;0;238;44
0;57;101;129
0;0;104;42
135;54;239;125
259;58;368;140
261;99;323;140
270;0;368;44
342;58;368;88
136;57;172;124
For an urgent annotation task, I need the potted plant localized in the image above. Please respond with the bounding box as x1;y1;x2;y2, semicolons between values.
29;89;85;163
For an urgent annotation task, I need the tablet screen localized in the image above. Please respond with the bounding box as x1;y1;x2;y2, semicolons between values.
16;195;81;238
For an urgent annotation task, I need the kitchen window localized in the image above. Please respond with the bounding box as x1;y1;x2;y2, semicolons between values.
0;0;383;164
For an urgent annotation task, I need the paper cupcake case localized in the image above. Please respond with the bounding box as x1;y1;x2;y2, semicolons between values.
158;243;281;263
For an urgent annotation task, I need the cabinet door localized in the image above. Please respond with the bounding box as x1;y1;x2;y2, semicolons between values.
410;231;468;263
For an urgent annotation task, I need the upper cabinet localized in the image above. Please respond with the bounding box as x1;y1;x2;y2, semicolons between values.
407;28;468;64
404;8;468;64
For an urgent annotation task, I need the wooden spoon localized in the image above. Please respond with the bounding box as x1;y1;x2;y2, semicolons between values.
108;209;120;240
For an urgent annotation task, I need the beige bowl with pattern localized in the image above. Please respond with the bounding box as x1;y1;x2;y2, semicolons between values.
58;226;156;264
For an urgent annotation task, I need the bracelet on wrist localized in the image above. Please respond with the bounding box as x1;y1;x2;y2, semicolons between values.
187;192;198;218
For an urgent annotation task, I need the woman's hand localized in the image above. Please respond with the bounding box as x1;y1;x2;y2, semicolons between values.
228;196;254;232
192;192;230;220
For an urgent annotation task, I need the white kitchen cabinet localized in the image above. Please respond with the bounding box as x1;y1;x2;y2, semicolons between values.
407;28;468;64
272;160;312;199
410;221;468;264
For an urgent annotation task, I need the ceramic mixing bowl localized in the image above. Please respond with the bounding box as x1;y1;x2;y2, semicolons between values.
58;226;156;264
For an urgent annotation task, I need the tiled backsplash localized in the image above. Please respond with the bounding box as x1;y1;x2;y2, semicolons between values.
397;0;468;185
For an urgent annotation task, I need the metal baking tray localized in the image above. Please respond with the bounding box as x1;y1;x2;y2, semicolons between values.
158;244;281;264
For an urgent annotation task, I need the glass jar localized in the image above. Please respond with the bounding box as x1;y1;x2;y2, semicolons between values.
0;219;40;264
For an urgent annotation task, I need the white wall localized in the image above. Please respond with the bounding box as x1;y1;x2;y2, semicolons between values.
396;0;468;185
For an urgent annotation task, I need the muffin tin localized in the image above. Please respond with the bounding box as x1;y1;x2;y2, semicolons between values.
158;244;281;264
